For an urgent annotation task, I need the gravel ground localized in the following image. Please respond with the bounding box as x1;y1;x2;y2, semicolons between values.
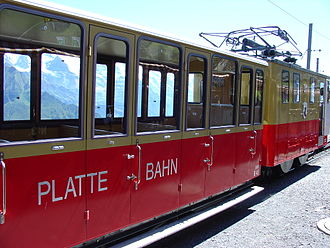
147;150;330;248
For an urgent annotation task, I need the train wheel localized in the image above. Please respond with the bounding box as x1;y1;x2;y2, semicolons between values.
279;159;293;173
297;154;309;166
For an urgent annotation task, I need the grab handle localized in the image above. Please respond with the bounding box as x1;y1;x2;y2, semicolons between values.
0;153;6;224
135;142;142;190
207;135;214;171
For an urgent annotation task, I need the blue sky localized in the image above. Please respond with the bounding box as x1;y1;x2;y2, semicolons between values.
36;0;330;75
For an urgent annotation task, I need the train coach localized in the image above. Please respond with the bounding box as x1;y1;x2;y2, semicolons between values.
0;1;329;247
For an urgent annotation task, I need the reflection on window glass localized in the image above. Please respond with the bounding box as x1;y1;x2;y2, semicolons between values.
95;64;108;118
114;62;126;118
293;73;300;103
3;53;31;121
166;73;174;117
310;78;315;103
188;73;203;103
147;70;161;117
41;53;80;120
137;66;143;117
281;71;289;103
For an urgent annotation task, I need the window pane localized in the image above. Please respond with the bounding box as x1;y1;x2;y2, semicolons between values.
41;53;80;120
210;56;236;127
293;73;300;103
114;62;126;118
310;78;315;103
239;68;252;125
327;80;330;103
4;53;31;121
187;56;206;129
95;64;108;118
137;66;143;117
147;70;161;117
165;73;174;117
188;73;203;103
281;71;289;103
254;70;264;124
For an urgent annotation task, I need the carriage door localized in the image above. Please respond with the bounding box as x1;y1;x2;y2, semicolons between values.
180;51;210;206
130;38;181;224
0;8;86;247
85;26;134;239
321;79;330;143
235;66;258;184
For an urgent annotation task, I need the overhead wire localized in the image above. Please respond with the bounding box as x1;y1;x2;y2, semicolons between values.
267;0;330;41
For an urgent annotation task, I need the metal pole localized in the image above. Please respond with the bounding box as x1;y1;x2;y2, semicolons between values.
307;23;313;70
316;58;319;73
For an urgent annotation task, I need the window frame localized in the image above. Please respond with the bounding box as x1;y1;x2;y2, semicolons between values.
239;66;254;126
186;53;208;130
293;72;301;103
0;5;86;143
92;32;130;138
135;36;182;134
281;70;290;104
310;77;316;103
209;54;237;128
254;69;264;125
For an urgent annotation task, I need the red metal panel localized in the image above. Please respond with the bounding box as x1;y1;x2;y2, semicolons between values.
0;152;86;248
180;136;208;206
234;130;259;185
204;133;235;197
86;146;132;240
262;120;320;167
130;140;180;224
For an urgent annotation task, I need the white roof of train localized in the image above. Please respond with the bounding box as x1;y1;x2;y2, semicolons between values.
9;0;268;67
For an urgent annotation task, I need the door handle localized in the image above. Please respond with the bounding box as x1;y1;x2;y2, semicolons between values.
0;153;6;224
135;141;142;190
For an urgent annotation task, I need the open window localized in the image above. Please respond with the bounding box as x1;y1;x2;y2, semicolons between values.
136;39;181;133
0;8;82;143
293;73;300;103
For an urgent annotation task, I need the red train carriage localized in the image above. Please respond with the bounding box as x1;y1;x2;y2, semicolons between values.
262;60;330;175
0;1;328;248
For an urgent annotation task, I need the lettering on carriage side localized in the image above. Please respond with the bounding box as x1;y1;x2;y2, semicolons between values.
37;171;109;205
146;158;178;181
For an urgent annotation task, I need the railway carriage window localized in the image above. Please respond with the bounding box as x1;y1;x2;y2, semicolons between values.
137;39;180;133
187;55;207;129
254;70;264;124
210;56;236;127
41;53;80;120
147;70;161;117
0;8;82;143
293;73;300;103
95;64;108;118
327;80;330;103
3;53;31;121
281;71;289;103
310;77;316;103
93;36;128;136
166;73;175;117
239;67;253;125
